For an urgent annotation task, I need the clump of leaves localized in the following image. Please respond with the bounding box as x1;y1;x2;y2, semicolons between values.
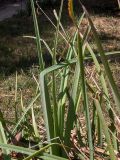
0;0;120;160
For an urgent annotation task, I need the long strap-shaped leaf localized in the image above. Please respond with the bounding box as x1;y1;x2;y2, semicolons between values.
82;6;120;111
52;0;64;143
12;93;40;134
64;26;91;148
94;99;116;160
0;142;68;160
0;122;10;159
24;143;67;160
80;30;118;149
40;74;54;154
58;13;85;139
30;0;44;71
77;33;94;160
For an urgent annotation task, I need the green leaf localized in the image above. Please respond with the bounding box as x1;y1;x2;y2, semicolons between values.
94;99;116;160
12;93;40;134
30;0;44;71
77;33;94;160
0;122;10;156
83;6;120;111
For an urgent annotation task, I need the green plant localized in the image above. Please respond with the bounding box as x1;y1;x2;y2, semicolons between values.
0;0;120;159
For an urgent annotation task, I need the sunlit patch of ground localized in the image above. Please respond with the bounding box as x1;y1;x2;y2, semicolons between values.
0;8;119;158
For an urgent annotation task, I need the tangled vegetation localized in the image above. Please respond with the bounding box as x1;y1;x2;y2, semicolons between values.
0;0;120;160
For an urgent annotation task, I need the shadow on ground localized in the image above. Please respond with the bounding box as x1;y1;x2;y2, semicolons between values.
0;4;119;75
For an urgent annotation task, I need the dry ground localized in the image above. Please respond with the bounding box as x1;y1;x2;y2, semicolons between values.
0;6;120;159
0;4;120;119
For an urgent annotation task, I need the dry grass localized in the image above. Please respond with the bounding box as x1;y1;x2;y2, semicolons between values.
0;8;120;156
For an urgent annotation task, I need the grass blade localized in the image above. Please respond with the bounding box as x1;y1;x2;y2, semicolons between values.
30;0;44;71
77;33;94;160
12;93;40;134
31;107;40;138
94;99;116;160
40;72;55;154
0;122;10;157
83;6;120;110
0;142;68;160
